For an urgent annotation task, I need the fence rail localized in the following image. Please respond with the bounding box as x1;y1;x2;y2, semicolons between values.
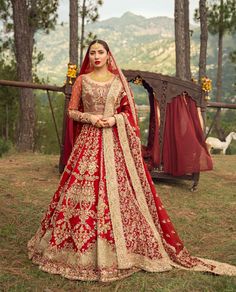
0;80;64;92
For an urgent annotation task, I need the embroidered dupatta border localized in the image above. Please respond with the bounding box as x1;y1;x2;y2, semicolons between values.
102;77;129;267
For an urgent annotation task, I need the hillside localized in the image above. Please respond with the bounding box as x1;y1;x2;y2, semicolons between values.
35;12;236;102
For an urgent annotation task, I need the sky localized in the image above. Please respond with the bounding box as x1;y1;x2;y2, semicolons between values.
58;0;200;24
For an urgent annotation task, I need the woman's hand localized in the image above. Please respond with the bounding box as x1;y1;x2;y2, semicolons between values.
90;114;103;126
94;117;116;128
94;119;107;128
101;117;116;127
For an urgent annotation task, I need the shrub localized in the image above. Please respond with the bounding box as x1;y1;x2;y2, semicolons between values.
0;138;11;157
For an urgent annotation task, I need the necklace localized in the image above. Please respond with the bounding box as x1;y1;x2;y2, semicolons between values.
89;71;113;82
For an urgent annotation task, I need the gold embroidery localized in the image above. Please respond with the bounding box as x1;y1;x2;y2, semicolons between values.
28;234;140;282
112;132;163;260
66;182;96;214
115;113;170;261
82;75;115;114
68;110;92;124
102;77;128;267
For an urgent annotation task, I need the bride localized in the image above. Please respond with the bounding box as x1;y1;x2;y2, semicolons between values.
27;39;236;281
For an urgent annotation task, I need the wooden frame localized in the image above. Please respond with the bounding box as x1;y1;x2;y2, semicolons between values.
123;69;207;191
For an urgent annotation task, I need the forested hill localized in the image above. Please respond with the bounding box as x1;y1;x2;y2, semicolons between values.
35;12;236;102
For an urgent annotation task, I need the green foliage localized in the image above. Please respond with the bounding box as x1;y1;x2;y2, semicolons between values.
194;1;236;96
80;0;103;23
34;91;64;154
79;0;103;59
83;31;97;48
229;50;236;63
130;82;149;105
129;83;150;145
0;0;59;33
207;0;236;35
138;114;150;146
0;0;59;74
0;0;11;21
0;59;18;142
35;15;234;99
28;0;59;34
0;137;11;156
0;0;60;149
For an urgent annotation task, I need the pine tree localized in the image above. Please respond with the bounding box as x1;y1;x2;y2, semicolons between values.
0;0;59;151
79;0;103;66
207;0;236;139
174;0;191;80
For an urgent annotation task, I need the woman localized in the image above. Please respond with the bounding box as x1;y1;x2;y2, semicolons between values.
28;40;236;281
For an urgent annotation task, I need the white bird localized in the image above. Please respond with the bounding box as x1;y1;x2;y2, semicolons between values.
206;131;236;154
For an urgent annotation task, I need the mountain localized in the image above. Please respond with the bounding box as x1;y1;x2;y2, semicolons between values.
35;12;236;101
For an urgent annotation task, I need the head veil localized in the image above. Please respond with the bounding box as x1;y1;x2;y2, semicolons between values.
62;41;139;167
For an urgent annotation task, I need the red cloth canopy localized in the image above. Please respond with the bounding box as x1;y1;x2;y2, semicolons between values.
162;94;213;176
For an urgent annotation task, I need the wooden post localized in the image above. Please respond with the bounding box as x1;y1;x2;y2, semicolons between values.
59;0;79;173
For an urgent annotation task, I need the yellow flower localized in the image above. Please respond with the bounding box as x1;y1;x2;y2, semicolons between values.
201;76;212;92
201;76;212;101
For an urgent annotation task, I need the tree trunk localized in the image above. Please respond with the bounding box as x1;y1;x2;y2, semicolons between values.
198;0;208;82
69;0;79;65
6;104;9;140
184;0;191;80
215;0;224;140
80;0;86;66
11;0;35;151
216;32;223;102
175;0;190;80
59;0;80;173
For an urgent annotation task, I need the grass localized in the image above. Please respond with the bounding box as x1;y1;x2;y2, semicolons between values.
0;153;236;292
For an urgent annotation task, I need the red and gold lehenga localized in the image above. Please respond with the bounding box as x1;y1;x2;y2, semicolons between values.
27;50;236;281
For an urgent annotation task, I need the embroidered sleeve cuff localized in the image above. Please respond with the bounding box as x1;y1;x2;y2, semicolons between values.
68;110;92;124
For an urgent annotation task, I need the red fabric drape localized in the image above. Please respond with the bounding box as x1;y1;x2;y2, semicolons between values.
62;100;84;166
162;94;213;176
142;93;160;170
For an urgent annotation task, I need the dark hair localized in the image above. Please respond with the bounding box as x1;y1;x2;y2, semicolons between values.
88;39;110;53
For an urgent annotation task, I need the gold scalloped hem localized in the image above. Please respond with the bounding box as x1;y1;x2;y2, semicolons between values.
28;249;175;282
171;257;236;276
28;250;236;282
29;254;140;282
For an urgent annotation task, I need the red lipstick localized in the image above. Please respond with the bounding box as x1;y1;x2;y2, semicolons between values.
95;61;100;65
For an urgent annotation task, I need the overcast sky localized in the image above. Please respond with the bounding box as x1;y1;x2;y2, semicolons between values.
58;0;199;24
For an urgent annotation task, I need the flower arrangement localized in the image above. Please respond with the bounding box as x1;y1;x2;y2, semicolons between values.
67;63;78;84
201;76;212;100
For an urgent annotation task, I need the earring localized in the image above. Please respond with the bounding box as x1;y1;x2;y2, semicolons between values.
107;57;111;65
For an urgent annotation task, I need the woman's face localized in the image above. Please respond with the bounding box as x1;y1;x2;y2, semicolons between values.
89;43;109;69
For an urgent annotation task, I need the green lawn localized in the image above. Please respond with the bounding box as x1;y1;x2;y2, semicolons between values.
0;153;235;292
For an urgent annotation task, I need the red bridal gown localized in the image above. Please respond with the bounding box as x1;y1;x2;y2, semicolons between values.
27;74;236;281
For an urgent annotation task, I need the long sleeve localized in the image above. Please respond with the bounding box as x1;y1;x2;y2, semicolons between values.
68;75;99;125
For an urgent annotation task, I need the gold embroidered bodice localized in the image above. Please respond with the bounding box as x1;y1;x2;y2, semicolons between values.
68;74;125;124
81;74;117;115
